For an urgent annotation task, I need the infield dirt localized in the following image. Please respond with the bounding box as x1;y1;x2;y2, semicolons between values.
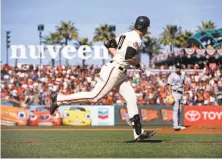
1;125;222;134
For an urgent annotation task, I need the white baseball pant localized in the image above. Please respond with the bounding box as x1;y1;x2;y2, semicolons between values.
56;61;142;139
172;91;183;128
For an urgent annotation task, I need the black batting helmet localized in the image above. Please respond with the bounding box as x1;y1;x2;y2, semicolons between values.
134;16;150;34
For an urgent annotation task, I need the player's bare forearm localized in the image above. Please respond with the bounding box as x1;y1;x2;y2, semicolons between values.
108;48;116;56
168;85;172;95
127;57;139;67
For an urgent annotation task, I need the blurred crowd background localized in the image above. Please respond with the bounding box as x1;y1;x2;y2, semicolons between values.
2;0;222;109
1;63;222;107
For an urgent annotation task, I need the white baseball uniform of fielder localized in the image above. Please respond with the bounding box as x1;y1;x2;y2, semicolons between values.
167;72;185;129
57;30;143;139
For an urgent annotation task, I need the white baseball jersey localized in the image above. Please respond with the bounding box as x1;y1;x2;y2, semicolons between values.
167;72;185;92
112;30;142;68
167;72;185;129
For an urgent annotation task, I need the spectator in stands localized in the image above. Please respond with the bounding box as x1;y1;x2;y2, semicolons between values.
0;63;221;106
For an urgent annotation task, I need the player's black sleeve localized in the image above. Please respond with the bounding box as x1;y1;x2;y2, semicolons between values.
125;46;138;60
104;39;118;49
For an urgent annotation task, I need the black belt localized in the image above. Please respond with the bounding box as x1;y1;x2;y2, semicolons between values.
110;60;126;73
173;90;183;94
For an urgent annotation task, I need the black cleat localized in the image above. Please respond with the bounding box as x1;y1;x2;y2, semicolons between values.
50;94;59;115
146;130;156;138
135;130;156;142
174;128;180;131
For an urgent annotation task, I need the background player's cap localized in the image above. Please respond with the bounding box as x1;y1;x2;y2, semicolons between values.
134;16;150;34
175;63;182;69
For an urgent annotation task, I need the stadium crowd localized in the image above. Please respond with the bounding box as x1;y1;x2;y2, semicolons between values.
1;63;222;107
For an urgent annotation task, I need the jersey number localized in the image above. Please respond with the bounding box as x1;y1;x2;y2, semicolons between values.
117;35;126;49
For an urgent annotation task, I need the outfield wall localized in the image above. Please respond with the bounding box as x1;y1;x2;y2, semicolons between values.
1;104;222;126
29;105;177;126
114;105;178;126
184;106;222;126
29;105;115;126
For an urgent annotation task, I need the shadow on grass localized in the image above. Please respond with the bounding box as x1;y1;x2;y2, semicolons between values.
125;140;163;143
125;140;222;144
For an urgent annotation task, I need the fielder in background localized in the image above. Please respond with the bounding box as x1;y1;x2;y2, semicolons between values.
167;63;186;131
50;16;156;141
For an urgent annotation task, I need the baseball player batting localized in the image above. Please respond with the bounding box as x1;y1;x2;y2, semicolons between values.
50;16;156;141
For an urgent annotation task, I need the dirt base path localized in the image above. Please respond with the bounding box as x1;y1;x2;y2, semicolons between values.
157;125;222;134
1;125;222;134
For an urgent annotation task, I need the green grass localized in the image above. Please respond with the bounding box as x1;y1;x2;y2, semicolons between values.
1;126;222;158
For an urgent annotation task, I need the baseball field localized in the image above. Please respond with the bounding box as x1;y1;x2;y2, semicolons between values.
1;125;222;158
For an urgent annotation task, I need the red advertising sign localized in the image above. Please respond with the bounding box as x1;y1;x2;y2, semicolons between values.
119;108;129;121
184;106;222;126
140;109;159;122
161;109;173;122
